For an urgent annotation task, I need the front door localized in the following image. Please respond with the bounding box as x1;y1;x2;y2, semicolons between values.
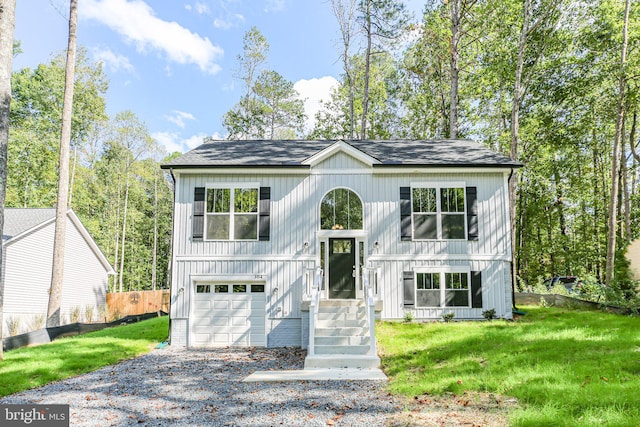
328;238;356;299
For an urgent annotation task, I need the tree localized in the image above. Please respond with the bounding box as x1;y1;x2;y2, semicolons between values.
47;0;77;327
0;0;17;360
331;0;359;139
357;0;409;139
223;28;305;139
605;0;631;286
253;70;305;139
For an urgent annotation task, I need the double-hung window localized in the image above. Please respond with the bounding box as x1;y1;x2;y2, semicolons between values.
415;270;471;308
205;186;259;240
412;184;466;240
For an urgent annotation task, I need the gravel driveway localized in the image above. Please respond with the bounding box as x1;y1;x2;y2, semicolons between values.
0;347;399;426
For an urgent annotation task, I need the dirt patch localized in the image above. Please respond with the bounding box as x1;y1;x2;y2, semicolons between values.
386;392;519;427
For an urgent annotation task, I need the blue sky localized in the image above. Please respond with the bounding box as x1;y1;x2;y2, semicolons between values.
14;0;423;154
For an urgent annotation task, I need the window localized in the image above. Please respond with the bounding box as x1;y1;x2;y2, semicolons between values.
196;284;211;293
415;271;470;308
205;186;258;240
412;186;466;240
320;188;363;230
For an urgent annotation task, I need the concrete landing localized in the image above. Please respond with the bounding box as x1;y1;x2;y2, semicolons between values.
242;368;387;382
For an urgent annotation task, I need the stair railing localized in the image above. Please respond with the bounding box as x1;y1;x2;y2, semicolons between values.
362;267;378;356
308;267;323;356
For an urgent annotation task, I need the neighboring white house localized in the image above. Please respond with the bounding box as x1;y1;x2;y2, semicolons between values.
1;208;115;336
161;139;521;368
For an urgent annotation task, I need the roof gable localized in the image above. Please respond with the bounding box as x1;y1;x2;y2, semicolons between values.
302;140;381;168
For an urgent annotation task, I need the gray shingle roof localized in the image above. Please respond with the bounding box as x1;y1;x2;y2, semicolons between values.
2;208;56;241
161;139;521;169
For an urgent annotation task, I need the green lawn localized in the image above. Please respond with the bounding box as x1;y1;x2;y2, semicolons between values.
377;306;640;427
0;316;168;397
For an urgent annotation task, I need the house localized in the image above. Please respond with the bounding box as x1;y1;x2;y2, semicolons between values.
626;239;640;280
1;208;115;336
162;139;521;368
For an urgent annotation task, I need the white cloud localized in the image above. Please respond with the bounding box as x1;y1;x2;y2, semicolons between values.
165;110;196;128
264;0;285;13
294;76;339;132
91;47;135;73
81;0;223;74
194;1;210;15
152;131;209;153
213;18;233;29
213;13;244;29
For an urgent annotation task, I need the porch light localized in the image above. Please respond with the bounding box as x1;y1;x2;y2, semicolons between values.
374;241;380;251
304;241;310;250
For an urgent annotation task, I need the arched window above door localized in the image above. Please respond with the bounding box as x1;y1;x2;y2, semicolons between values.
320;188;363;230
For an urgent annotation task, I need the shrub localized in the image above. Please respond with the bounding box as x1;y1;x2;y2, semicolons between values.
482;309;497;321
84;305;95;323
69;306;82;323
403;310;414;323
6;316;21;336
441;312;455;322
30;314;46;331
99;305;109;322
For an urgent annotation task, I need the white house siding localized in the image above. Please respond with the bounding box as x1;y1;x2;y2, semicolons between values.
2;216;109;336
170;158;513;346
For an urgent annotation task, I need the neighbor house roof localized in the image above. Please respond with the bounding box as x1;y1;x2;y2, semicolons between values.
161;139;522;169
2;208;115;274
2;208;57;241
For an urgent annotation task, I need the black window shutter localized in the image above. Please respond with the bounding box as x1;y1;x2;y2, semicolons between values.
193;187;205;240
471;271;482;308
259;187;271;241
400;187;412;241
403;271;415;307
466;187;478;241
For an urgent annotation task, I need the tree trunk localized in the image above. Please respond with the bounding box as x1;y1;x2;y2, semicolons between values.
508;0;530;296
0;0;17;360
152;168;158;291
118;173;130;293
605;0;630;286
449;0;461;139
360;0;371;140
47;0;77;327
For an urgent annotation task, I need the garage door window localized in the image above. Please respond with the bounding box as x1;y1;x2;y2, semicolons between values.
251;284;265;293
214;285;229;293
196;284;211;293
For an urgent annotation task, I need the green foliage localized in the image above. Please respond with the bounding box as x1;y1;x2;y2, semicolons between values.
0;317;168;397
441;312;455;322
377;306;640;426
403;310;414;323
482;309;497;321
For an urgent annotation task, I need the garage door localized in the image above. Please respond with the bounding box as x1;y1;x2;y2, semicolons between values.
191;283;266;347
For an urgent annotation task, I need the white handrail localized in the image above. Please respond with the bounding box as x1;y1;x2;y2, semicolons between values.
308;267;323;356
362;267;377;356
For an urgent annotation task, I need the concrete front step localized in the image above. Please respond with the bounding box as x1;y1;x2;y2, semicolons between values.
314;344;370;355
315;335;371;346
318;299;365;307
317;309;366;320
304;354;381;369
316;319;367;328
315;326;369;337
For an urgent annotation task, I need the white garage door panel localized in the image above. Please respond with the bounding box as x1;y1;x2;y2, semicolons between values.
191;286;266;347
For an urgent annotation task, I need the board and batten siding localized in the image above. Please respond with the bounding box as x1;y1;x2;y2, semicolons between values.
169;158;513;346
2;216;110;336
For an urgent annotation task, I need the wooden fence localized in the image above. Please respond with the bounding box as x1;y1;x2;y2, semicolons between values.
106;290;170;317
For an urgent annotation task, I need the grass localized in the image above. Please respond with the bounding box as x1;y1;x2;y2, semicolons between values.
0;316;168;397
377;306;640;427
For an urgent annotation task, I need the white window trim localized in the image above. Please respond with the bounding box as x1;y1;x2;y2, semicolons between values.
204;183;260;241
414;268;472;308
410;182;467;241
